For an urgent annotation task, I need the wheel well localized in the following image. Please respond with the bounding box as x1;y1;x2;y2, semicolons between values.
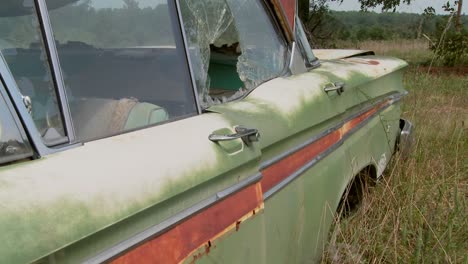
337;165;377;217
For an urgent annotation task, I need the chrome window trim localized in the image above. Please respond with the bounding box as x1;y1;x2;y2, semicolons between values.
260;0;292;77
35;0;76;144
0;0;199;155
295;17;320;69
174;0;202;115
289;42;307;75
0;53;81;156
0;77;34;160
166;0;201;116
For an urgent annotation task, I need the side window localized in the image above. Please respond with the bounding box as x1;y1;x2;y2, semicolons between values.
0;88;33;165
180;0;288;108
0;2;66;145
45;0;197;141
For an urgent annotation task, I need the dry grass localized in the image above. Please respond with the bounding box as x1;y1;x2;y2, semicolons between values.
339;39;429;53
322;63;468;262
337;39;434;65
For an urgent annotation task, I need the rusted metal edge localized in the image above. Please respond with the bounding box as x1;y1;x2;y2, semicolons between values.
262;92;406;200
263;139;343;200
83;173;262;264
269;0;294;41
260;91;406;171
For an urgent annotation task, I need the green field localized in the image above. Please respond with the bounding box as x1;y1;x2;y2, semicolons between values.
323;41;468;263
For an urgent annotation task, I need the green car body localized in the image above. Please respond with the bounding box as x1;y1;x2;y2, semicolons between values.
0;1;413;263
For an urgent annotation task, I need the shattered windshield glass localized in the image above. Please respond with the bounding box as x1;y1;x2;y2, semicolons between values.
180;0;288;108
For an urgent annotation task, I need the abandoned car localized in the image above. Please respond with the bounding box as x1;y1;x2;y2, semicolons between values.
0;0;413;263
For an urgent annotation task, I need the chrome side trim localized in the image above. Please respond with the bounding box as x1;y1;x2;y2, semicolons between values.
35;0;76;143
262;92;406;200
260;91;406;170
260;124;340;170
84;173;263;264
264;140;343;200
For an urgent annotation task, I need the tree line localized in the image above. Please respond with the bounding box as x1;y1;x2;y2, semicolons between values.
311;11;468;43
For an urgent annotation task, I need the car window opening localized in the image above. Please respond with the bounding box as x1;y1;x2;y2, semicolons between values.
44;0;199;142
180;0;288;109
1;0;199;143
0;2;67;145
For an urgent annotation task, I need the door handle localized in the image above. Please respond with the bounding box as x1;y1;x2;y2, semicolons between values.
209;126;260;145
324;82;345;95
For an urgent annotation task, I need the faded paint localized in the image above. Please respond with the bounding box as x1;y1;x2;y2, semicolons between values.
313;49;373;60
316;56;407;80
261;100;390;194
0;54;408;264
0;114;261;264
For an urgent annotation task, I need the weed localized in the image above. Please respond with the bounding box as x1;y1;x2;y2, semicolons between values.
322;64;467;263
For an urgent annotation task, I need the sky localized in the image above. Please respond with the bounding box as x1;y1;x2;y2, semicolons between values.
329;0;467;14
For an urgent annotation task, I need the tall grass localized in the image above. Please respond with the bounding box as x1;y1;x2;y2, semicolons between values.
336;39;434;65
322;69;467;263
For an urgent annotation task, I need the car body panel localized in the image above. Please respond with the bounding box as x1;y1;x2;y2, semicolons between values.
313;49;375;60
0;55;407;264
0;0;413;262
0;113;263;264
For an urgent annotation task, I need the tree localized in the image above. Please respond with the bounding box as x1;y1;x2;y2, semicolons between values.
299;0;414;47
300;0;466;66
455;0;464;32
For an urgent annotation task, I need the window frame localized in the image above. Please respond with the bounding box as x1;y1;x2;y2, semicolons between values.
35;0;76;144
0;0;200;156
175;0;292;110
259;0;294;77
0;0;79;156
294;16;320;69
0;77;34;163
0;49;81;156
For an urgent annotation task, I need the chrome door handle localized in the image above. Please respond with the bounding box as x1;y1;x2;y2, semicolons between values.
324;82;345;95
209;126;260;145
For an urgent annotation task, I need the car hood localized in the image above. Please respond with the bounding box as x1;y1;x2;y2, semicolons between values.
313;49;375;60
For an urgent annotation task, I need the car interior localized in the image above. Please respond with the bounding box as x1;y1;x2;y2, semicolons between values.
0;0;281;142
0;2;196;142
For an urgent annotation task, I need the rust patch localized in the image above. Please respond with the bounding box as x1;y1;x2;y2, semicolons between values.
346;58;381;65
261;101;389;194
270;0;294;40
109;100;390;264
278;0;295;30
261;130;341;193
341;102;387;136
205;242;211;254
111;183;263;264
